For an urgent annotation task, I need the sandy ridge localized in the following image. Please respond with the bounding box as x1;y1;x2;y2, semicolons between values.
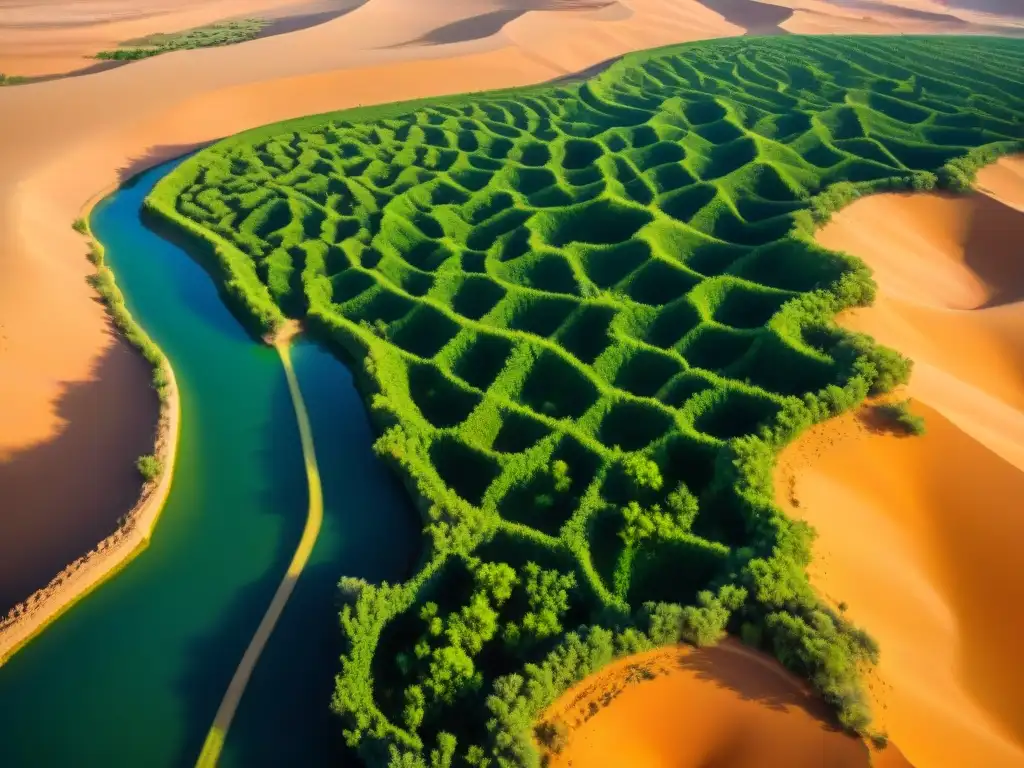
0;203;181;666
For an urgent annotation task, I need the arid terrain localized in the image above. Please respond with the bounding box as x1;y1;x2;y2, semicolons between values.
1;1;1022;765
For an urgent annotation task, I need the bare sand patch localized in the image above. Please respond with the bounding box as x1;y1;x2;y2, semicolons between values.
544;641;910;768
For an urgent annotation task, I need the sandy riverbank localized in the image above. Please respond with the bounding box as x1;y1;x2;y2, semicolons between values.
0;217;181;663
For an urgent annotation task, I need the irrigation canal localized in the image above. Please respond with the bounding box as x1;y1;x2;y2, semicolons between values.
0;159;419;766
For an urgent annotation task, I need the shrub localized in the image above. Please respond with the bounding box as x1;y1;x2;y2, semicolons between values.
876;399;926;436
136;454;163;482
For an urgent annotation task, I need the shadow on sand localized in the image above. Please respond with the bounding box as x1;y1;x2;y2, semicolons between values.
0;325;158;613
695;0;793;35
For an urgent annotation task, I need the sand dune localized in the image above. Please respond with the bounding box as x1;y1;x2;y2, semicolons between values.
545;641;911;768
771;157;1024;768
2;0;1024;762
817;162;1024;453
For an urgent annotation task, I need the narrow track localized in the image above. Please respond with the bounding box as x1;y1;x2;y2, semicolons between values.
196;326;323;767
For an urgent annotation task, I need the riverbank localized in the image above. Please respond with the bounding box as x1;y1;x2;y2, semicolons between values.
0;208;181;665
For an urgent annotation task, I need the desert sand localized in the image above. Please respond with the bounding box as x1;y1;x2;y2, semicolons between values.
545;641;912;768
1;0;1022;761
771;155;1024;768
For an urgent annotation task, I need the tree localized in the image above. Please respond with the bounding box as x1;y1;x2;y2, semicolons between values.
137;454;162;482
551;460;572;493
403;684;426;730
426;645;479;703
665;484;699;532
621;454;663;491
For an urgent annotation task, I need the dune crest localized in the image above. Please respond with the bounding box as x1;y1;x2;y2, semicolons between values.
775;156;1024;767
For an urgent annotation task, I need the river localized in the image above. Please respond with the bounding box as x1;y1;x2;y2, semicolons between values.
0;159;419;766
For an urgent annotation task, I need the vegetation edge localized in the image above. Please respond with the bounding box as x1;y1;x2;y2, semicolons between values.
0;210;181;666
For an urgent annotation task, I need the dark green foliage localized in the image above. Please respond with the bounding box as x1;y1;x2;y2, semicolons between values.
145;34;1024;767
876;399;926;436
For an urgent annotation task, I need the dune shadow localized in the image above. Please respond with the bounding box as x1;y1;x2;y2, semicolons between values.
387;0;615;48
695;0;793;35
672;643;846;729
962;191;1024;307
386;9;529;48
940;0;1024;17
829;0;968;25
256;0;368;39
4;0;368;87
0;327;158;613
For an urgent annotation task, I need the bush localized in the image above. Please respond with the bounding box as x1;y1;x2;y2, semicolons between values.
136;454;163;482
877;399;926;436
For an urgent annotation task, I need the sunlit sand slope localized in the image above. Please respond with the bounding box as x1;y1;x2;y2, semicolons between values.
775;157;1024;768
545;641;912;768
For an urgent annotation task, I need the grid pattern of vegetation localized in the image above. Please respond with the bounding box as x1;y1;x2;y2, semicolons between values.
94;18;268;61
147;35;1024;767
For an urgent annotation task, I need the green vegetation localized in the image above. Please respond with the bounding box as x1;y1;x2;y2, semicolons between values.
94;18;268;61
76;220;171;403
146;35;1024;767
0;73;29;86
877;399;926;436
136;454;163;482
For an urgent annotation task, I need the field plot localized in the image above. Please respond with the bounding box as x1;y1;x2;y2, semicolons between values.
148;35;1024;766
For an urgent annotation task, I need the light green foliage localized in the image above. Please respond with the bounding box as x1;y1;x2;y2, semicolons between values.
0;73;29;86
136;454;162;482
94;18;268;61
619;454;663;492
550;460;571;493
146;35;1024;766
518;563;575;644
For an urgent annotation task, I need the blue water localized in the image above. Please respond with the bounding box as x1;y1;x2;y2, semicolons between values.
0;160;419;766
